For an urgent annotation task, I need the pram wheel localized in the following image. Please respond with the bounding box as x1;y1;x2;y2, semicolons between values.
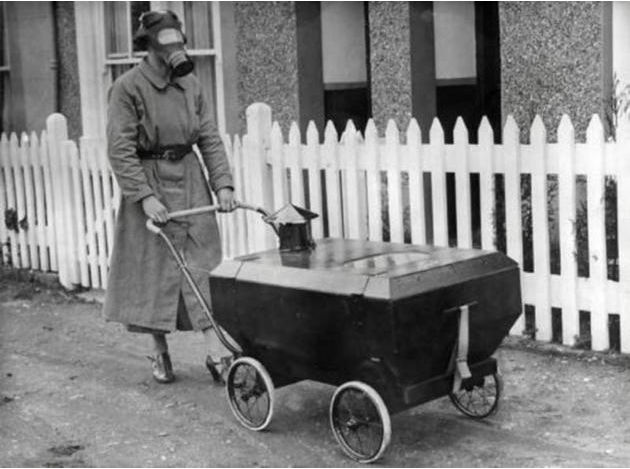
226;357;274;431
329;381;391;463
449;372;502;419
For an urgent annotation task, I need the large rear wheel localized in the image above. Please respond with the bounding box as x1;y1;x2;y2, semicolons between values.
226;357;274;431
329;381;391;463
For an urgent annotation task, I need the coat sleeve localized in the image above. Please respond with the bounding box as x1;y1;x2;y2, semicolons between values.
196;86;234;193
107;80;154;203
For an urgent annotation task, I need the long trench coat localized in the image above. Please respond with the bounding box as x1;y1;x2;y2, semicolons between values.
103;59;233;332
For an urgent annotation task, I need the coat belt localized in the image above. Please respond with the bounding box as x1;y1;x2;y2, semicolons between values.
137;145;193;161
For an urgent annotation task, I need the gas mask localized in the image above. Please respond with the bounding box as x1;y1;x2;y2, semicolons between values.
134;10;194;78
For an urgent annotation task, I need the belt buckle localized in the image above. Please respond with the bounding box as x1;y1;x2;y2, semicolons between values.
163;149;177;161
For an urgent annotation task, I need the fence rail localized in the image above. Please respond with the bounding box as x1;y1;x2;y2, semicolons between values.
1;105;629;354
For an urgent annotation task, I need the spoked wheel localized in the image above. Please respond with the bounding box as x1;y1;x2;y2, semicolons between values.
449;372;502;419
329;381;391;463
226;357;274;431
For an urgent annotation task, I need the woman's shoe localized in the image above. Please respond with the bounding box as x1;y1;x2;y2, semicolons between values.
205;355;232;385
148;352;175;384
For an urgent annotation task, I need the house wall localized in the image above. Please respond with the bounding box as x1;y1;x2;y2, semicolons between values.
500;1;612;142
233;2;299;134
613;1;630;88
5;2;56;134
367;2;413;133
55;2;82;140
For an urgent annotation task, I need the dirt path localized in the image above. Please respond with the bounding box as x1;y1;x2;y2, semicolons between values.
1;271;629;467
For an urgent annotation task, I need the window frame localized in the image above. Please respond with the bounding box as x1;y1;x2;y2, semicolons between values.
74;1;226;139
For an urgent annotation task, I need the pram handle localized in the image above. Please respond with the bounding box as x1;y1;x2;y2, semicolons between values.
145;202;273;234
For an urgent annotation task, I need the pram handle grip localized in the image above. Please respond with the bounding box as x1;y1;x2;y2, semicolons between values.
145;202;273;234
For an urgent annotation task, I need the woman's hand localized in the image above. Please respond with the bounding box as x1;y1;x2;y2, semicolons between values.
217;187;237;212
142;195;169;223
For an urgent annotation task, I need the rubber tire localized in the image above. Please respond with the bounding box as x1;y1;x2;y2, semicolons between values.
449;372;502;419
226;356;275;431
329;381;392;463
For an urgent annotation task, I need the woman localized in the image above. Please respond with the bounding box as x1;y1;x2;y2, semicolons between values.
103;10;237;384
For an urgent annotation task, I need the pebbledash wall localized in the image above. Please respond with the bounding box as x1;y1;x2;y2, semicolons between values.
500;1;612;143
46;2;619;142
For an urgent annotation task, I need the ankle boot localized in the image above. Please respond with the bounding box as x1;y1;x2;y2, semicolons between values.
148;352;175;384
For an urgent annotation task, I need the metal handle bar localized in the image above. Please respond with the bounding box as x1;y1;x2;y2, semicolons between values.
144;201;275;355
146;201;274;234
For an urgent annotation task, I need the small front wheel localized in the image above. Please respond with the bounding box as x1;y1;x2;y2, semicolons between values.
226;357;274;431
329;381;391;463
449;372;502;419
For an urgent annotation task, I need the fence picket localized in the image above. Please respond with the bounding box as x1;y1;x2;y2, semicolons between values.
305;121;324;238
478;117;495;250
80;139;100;288
430;119;448;246
557;115;578;345
454;117;472;249
585;115;608;351
365;119;383;242
270;122;286;214
232;135;248;257
40;130;57;271
342;120;362;239
503;116;525;335
288;122;305;207
530;115;552;342
323;121;342;238
0;133;14;266
10;133;29;268
67;141;89;287
385;120;404;243
407;119;425;245
21;133;37;269
30;132;48;271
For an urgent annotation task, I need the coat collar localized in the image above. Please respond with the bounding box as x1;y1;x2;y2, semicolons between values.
139;58;187;90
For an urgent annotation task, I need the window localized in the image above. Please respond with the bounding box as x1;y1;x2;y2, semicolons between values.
0;3;10;133
102;1;225;132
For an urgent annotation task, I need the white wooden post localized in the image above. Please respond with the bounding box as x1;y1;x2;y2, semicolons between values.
454;117;472;249
365;119;383;242
407;118;425;245
430;118;448;246
530;115;552;342
503;115;525;335
557;115;578;345
385;120;404;243
478;117;495;251
585;115;608;351
30;132;48;271
245;103;274;251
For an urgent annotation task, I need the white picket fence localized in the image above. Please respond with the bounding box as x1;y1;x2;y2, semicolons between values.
1;104;630;354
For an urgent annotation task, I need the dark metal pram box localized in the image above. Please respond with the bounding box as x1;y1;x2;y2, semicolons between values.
210;237;521;462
